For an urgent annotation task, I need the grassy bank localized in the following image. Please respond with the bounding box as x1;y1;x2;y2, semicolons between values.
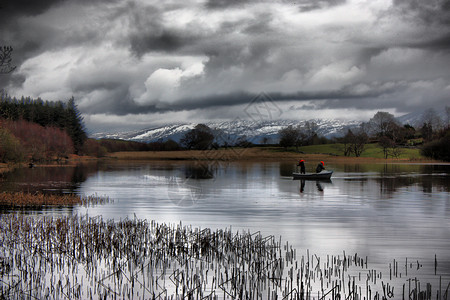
294;143;423;159
106;145;437;163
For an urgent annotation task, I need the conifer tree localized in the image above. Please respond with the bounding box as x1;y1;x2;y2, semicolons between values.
65;97;87;154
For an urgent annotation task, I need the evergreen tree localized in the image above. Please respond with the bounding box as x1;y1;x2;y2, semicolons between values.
0;94;88;156
66;97;87;154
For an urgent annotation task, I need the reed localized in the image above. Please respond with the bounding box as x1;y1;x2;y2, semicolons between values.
0;192;112;208
0;214;448;299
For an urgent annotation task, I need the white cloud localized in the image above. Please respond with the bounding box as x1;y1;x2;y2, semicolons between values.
307;62;364;90
135;58;207;106
10;49;77;101
137;68;184;105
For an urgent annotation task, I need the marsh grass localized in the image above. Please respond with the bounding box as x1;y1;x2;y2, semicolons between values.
1;215;447;299
0;191;112;208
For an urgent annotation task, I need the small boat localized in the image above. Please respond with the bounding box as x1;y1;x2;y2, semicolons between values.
292;170;333;180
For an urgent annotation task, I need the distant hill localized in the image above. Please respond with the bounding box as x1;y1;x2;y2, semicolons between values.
396;109;448;128
91;119;361;144
92;107;449;145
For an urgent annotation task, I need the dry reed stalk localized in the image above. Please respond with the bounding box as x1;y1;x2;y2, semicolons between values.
0;191;111;207
1;214;447;300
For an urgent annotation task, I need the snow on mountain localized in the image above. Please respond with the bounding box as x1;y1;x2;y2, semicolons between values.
92;107;449;144
92;119;361;144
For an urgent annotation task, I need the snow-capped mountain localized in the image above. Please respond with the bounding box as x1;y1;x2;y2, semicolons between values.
91;119;361;144
92;107;448;144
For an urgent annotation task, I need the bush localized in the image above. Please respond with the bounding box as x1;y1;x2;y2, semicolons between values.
2;119;74;161
0;127;25;163
181;124;214;150
420;131;450;161
81;139;108;157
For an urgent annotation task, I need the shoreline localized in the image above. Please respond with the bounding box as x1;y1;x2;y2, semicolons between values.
0;148;445;173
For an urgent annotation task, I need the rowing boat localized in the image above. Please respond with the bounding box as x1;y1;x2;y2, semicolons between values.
292;170;333;180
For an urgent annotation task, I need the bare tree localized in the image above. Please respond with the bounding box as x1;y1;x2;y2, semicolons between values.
368;111;399;137
278;125;300;149
341;128;368;157
421;108;443;132
181;124;215;150
340;130;354;156
352;128;369;157
0;46;16;74
303;121;318;144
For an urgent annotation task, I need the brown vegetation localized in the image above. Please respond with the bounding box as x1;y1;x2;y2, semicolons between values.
0;192;111;208
2;119;74;162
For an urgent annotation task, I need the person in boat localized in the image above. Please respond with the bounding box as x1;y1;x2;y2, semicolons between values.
297;159;306;174
316;161;325;173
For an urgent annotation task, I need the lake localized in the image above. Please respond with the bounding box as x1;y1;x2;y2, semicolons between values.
1;160;449;298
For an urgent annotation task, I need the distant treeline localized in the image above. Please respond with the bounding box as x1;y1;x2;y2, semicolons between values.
277;109;450;161
0;94;184;163
1;93;449;163
0;94;86;155
82;139;181;157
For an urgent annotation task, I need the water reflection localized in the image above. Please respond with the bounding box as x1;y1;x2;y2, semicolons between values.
0;163;98;194
1;160;449;298
2;161;448;205
183;162;216;179
298;179;332;193
279;162;296;176
1;161;449;275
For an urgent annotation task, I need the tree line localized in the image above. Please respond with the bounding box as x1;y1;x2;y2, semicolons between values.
0;94;86;162
278;108;450;161
92;108;450;162
1;92;448;163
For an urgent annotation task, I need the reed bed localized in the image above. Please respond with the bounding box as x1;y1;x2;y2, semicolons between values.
0;192;112;208
0;214;448;299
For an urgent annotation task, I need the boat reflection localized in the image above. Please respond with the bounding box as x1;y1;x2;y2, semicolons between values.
299;179;333;193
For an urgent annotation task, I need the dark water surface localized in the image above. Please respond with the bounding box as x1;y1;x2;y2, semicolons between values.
2;160;450;288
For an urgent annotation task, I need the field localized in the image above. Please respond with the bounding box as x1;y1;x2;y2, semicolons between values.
290;143;424;160
106;144;432;163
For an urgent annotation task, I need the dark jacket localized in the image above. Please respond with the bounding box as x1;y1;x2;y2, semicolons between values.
316;162;325;173
297;160;306;174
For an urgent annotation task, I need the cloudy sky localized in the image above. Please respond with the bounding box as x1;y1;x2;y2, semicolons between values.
1;0;449;133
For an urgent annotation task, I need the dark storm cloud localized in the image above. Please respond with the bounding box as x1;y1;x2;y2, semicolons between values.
3;0;450;130
392;0;450;52
130;30;200;55
205;0;253;9
124;2;206;56
406;33;450;51
205;0;346;11
0;0;63;19
393;0;450;25
86;82;400;116
291;0;346;12
0;0;62;53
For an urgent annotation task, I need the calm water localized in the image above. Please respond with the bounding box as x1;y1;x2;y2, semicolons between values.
2;160;450;285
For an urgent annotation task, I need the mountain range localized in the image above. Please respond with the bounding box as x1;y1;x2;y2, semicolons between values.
91;109;448;145
91;119;362;144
